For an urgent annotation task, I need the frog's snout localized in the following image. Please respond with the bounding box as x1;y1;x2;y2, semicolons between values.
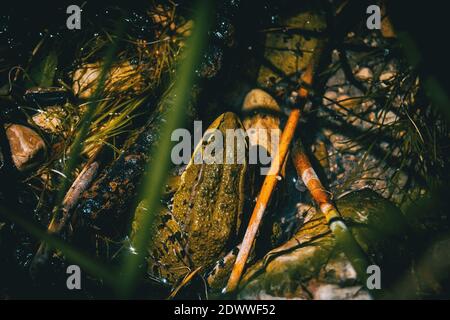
221;112;243;129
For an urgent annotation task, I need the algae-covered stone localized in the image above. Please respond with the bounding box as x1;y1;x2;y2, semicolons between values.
336;189;410;275
238;189;409;300
257;9;326;88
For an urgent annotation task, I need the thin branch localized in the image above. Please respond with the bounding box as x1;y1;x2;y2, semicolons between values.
224;53;317;294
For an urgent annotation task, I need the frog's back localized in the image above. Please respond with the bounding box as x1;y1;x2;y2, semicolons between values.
140;112;247;284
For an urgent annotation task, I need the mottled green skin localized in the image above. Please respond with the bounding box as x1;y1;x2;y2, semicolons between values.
173;112;247;269
134;112;247;284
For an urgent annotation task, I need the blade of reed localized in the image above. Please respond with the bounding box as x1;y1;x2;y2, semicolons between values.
117;1;212;297
29;49;58;88
30;21;125;284
48;23;124;230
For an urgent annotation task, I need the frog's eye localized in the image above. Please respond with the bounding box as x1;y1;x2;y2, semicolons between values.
206;134;215;144
157;223;165;230
161;213;172;223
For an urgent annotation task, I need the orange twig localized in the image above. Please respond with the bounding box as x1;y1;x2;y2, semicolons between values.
225;109;300;293
225;62;315;294
167;266;203;299
291;140;371;287
291;141;340;223
32;150;103;271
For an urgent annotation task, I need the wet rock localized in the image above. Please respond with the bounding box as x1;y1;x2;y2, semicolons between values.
326;92;363;116
313;283;372;300
312;141;329;170
323;252;358;284
242;89;281;156
325;131;356;152
413;236;450;297
381;17;396;38
322;91;337;106
72;61;144;99
242;89;280;112
257;10;326;88
31;106;67;134
379;71;396;82
355;67;373;81
4;124;46;171
379;71;396;87
295;202;315;219
238;189;410;300
376;110;397;125
326;68;346;88
336;94;351;108
381;2;396;38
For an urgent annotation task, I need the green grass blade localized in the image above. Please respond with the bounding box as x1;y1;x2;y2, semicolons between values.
0;205;117;286
28;49;58;88
51;23;124;221
117;2;212;297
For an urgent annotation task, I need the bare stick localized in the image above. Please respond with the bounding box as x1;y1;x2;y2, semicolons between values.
224;61;315;294
291;139;370;284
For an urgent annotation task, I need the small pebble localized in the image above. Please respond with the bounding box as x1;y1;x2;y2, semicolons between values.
5;123;46;171
379;71;396;83
242;89;280;112
323;91;337;105
355;67;373;81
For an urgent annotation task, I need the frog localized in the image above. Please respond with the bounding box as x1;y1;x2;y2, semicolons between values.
131;112;248;285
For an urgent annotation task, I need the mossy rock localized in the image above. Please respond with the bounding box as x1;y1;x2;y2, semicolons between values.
238;189;410;299
337;188;410;278
257;9;326;88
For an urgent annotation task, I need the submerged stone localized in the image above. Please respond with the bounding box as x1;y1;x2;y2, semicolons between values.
72;61;145;99
238;189;410;300
256;9;326;88
31;106;67;134
4;123;46;172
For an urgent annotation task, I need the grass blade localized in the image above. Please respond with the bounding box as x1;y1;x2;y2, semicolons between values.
0;205;117;286
118;1;212;297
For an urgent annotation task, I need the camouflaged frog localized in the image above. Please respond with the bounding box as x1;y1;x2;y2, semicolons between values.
131;112;247;284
